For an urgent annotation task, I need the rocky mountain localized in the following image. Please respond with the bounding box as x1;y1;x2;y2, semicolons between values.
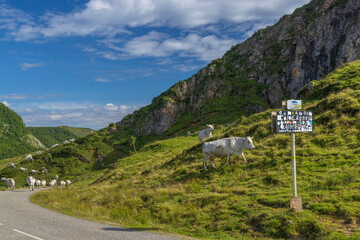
117;0;360;136
0;103;44;159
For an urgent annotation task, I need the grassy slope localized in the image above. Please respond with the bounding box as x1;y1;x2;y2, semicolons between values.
58;126;94;138
28;126;93;148
28;61;360;239
0;103;39;160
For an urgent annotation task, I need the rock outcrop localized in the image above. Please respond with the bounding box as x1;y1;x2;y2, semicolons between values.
117;0;360;136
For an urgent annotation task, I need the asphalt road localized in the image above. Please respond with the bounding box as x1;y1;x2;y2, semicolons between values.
0;189;184;240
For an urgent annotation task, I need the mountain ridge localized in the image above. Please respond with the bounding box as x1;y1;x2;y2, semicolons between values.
117;0;359;136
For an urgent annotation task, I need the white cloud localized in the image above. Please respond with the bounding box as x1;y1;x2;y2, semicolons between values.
95;78;112;83
0;0;310;62
1;100;10;107
19;62;45;71
105;103;118;111
13;101;140;129
3;0;310;39
121;31;236;61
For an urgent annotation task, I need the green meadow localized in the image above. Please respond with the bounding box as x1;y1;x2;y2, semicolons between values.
1;61;360;239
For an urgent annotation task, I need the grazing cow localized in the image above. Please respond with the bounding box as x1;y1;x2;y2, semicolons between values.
19;167;27;172
49;180;56;187
202;136;255;170
41;167;48;174
198;125;215;142
66;180;71;186
35;151;42;155
30;170;38;174
69;139;75;142
35;180;41;188
6;179;15;191
55;175;58;180
41;180;46;188
1;178;15;191
26;176;36;191
51;143;59;149
24;154;34;162
9;162;15;168
60;181;66;187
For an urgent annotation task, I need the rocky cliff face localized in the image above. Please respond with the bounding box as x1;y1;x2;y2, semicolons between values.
117;0;360;136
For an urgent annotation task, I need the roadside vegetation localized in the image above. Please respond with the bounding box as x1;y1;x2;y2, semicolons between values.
24;61;360;239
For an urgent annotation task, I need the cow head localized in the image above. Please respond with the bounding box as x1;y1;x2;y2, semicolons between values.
207;124;215;131
243;136;255;149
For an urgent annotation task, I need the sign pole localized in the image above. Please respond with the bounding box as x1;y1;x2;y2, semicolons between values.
291;133;297;197
274;100;312;212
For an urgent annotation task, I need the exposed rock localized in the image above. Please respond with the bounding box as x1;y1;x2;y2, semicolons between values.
117;0;360;136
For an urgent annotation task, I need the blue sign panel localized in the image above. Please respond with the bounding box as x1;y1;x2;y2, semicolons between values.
276;111;313;133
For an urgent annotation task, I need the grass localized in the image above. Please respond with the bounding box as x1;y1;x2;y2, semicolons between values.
6;61;360;239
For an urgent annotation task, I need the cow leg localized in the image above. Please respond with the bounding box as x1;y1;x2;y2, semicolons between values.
227;153;231;166
210;157;217;169
241;152;248;164
203;156;208;170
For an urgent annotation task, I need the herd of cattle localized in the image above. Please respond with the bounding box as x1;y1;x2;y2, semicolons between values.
1;125;253;191
1;155;72;191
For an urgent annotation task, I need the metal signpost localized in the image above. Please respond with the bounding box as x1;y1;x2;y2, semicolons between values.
272;100;313;212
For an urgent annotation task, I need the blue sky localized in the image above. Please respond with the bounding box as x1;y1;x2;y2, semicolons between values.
0;0;310;129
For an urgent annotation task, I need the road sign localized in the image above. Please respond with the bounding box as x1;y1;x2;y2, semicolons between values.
287;100;302;110
276;111;313;133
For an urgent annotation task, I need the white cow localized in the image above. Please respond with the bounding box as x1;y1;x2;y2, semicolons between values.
9;162;15;168
69;139;75;142
41;180;46;188
19;167;27;172
41;167;48;174
7;179;15;191
30;170;38;174
55;175;58;180
198;125;215;142
1;178;15;191
66;180;72;186
35;151;42;155
49;180;56;187
24;154;34;162
202;136;255;170
60;181;66;187
51;143;59;149
26;176;36;191
35;180;41;188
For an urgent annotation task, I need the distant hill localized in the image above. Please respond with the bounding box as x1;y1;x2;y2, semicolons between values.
57;126;94;138
0;103;44;160
27;126;93;148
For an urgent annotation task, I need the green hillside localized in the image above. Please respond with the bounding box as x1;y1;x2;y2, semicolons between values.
27;126;93;148
0;103;44;160
0;61;357;239
58;126;94;138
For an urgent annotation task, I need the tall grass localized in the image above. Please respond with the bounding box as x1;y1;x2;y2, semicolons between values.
27;61;360;239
